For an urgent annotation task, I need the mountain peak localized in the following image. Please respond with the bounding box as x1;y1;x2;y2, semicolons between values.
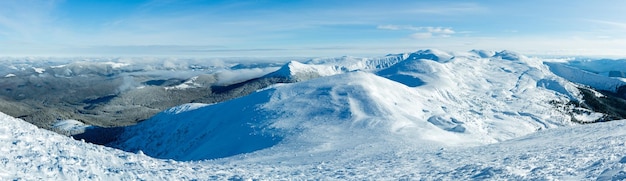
494;50;524;61
469;49;496;58
406;49;454;62
264;60;343;82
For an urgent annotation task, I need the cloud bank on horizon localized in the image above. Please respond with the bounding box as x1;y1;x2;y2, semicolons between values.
0;0;625;57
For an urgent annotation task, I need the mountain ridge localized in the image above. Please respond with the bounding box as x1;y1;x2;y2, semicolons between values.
111;49;590;161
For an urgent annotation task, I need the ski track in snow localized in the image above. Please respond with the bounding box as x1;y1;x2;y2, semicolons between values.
2;49;626;180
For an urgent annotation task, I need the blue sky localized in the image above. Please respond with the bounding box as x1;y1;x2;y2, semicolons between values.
1;0;625;57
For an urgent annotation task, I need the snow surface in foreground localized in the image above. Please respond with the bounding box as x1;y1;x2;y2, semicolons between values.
3;111;626;180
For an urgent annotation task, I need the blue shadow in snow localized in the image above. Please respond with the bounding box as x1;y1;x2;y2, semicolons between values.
383;74;425;87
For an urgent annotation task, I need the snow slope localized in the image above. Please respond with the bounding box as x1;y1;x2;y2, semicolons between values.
113;72;475;161
112;49;583;162
377;50;583;136
545;62;626;93
565;58;626;75
0;111;204;180
3;110;626;180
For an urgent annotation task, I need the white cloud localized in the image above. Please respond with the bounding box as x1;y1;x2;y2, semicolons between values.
588;19;626;30
410;33;433;39
378;25;455;39
405;2;486;15
376;25;401;30
424;27;455;34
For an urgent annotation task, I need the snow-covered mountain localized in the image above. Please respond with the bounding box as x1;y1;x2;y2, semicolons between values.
262;53;407;82
263;60;346;82
3;106;626;180
3;49;626;180
111;49;591;162
546;62;626;93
